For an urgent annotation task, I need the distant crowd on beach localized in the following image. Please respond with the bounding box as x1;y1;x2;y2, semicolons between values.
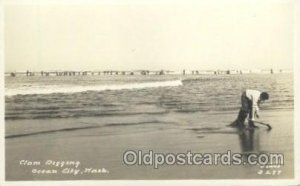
6;69;292;77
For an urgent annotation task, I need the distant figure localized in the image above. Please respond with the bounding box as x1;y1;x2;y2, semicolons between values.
159;70;164;75
231;89;269;128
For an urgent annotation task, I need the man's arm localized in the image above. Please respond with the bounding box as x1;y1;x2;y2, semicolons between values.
250;96;260;121
255;107;260;118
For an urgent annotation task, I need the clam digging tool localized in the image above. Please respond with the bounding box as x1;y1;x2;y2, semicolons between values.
254;121;272;130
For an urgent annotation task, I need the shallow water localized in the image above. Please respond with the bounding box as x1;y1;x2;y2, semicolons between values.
5;73;293;121
5;73;294;180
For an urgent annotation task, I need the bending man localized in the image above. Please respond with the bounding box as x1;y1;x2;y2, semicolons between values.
232;89;269;128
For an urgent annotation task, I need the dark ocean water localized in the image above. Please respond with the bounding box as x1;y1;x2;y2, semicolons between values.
5;73;295;180
5;73;293;120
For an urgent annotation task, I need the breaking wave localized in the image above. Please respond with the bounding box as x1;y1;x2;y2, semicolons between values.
5;80;183;96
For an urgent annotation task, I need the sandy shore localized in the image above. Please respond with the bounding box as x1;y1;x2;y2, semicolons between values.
5;109;293;180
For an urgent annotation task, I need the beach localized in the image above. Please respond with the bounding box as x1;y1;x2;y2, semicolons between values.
3;0;297;183
5;73;294;180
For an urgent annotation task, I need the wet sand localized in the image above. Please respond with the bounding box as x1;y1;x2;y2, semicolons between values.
5;110;293;180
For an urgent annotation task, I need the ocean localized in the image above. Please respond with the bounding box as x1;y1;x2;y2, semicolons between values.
5;73;293;120
5;73;295;180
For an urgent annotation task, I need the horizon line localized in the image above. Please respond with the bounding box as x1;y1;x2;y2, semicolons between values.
4;68;294;73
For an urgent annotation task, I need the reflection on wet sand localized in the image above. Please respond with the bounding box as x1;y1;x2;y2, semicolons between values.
187;125;263;154
238;128;260;153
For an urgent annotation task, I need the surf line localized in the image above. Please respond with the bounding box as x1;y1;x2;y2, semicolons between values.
5;79;183;96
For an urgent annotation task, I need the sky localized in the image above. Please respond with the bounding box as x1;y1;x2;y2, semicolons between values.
4;0;295;72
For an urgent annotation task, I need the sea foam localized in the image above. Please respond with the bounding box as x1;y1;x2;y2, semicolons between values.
5;80;183;96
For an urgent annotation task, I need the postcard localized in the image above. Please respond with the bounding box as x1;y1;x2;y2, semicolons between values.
1;0;299;185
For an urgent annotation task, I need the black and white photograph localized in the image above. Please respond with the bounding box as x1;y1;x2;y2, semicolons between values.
1;0;299;185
